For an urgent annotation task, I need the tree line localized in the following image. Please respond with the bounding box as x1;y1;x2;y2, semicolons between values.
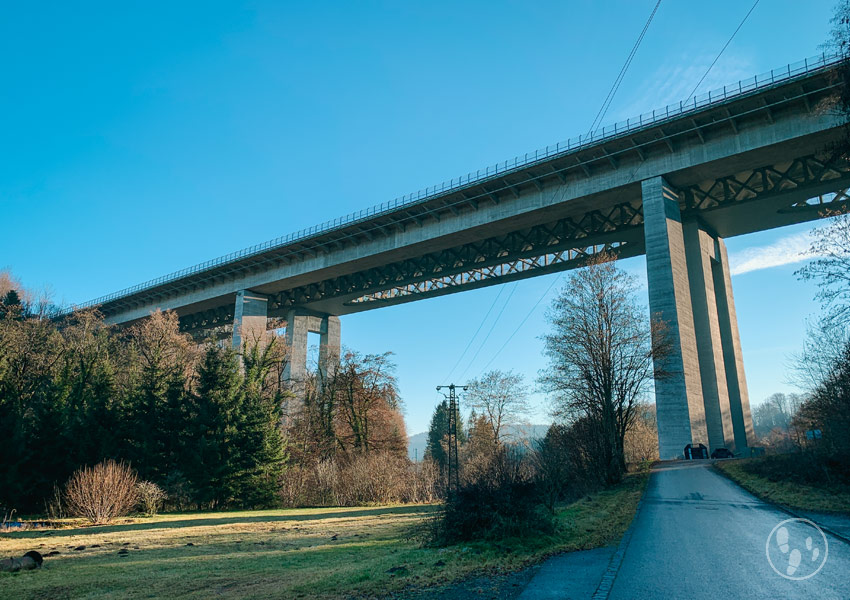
0;278;411;513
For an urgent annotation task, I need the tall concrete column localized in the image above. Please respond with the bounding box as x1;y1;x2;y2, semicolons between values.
284;310;310;386
232;290;268;353
683;221;737;452
643;177;755;458
319;315;341;381
642;176;709;459
714;238;755;451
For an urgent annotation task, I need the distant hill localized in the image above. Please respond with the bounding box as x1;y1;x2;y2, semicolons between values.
407;423;552;461
408;431;428;462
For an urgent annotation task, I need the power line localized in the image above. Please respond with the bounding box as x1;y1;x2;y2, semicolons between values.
457;283;518;381
443;284;507;382
683;0;761;105
476;274;562;375
467;3;663;378
441;2;663;383
585;0;662;138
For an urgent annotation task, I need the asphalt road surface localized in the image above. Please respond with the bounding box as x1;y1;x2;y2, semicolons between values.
607;461;850;599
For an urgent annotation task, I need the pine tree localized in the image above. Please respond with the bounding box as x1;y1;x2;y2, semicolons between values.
0;289;22;320
184;345;244;508
424;399;465;472
124;311;195;484
235;339;288;508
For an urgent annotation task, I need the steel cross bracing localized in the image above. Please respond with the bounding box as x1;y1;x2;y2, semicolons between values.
347;242;630;306
264;202;645;312
680;153;850;212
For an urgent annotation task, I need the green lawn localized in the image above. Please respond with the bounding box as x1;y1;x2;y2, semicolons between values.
0;473;647;600
716;457;850;513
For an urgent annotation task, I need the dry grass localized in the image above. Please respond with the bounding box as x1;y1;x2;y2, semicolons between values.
0;473;648;600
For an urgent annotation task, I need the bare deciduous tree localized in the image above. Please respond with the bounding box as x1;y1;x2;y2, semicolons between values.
538;254;670;484
333;350;405;456
65;460;138;524
797;210;850;325
465;370;529;446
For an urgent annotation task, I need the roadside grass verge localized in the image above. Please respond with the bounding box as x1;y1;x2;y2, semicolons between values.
716;456;850;513
0;473;648;600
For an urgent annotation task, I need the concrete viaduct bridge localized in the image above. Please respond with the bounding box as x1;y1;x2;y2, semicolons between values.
72;53;850;459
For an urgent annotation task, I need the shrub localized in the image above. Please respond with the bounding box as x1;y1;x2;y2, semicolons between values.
137;481;167;516
43;484;65;522
430;446;555;545
64;460;138;524
279;452;439;507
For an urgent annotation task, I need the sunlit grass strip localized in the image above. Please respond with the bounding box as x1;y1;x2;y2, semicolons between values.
716;458;850;513
0;475;649;600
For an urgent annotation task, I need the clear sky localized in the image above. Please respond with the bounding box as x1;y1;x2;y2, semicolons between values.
0;0;839;435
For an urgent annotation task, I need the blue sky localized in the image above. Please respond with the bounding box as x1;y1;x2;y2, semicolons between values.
0;0;838;434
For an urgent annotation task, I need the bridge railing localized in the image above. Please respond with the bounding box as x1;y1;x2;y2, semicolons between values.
67;52;845;313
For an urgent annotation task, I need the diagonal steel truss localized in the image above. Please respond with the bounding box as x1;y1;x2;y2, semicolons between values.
680;153;850;212
347;242;630;306
267;202;644;311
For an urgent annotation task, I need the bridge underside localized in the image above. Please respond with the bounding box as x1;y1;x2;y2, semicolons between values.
180;151;850;331
81;59;850;458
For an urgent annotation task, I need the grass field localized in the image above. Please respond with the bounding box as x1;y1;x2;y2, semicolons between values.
0;472;648;600
716;458;850;513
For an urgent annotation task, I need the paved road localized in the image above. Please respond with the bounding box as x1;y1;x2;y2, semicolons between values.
607;461;850;600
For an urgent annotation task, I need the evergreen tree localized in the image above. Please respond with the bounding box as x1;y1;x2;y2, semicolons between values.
0;289;23;320
236;339;288;508
184;345;244;508
125;311;194;483
424;399;465;472
56;313;123;469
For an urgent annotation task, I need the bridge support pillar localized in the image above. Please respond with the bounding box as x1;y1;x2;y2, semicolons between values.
283;310;341;391
231;290;269;353
319;315;341;382
642;176;754;459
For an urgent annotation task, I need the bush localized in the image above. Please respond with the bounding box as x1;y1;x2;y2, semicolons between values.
534;421;606;507
64;460;138;524
279;452;439;507
430;446;555;545
741;453;850;489
137;481;167;516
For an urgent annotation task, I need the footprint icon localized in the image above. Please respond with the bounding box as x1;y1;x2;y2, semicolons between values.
805;537;820;561
776;527;790;553
787;549;801;576
767;519;829;580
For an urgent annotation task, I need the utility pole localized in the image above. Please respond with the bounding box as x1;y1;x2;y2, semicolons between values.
436;383;467;495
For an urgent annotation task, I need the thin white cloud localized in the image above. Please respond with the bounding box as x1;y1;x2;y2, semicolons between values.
610;52;756;123
728;232;814;276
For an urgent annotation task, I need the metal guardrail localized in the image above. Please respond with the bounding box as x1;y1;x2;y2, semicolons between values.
69;52;845;312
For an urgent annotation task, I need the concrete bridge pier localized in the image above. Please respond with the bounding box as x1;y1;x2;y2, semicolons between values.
231;290;270;352
283;310;341;389
642;176;755;459
231;293;341;390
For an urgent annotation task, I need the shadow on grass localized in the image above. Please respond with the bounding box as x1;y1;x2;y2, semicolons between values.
1;504;436;540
